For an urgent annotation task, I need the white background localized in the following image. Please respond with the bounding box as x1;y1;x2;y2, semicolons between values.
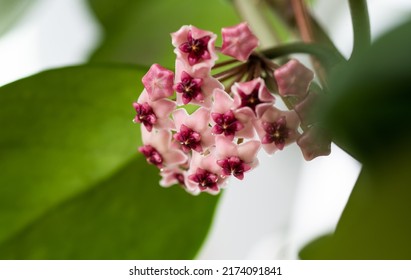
0;0;410;259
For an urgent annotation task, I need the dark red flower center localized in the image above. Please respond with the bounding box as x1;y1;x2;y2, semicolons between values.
217;156;251;180
174;71;203;104
238;84;262;113
262;116;290;150
174;173;186;186
188;168;219;191
179;31;211;65
173;124;202;153
211;110;244;137
133;102;157;132
138;145;163;168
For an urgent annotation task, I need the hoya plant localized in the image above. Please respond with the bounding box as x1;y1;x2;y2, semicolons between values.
0;0;410;259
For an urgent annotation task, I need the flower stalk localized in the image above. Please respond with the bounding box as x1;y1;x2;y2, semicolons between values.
348;0;371;59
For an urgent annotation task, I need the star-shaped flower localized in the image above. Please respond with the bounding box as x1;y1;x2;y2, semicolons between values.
159;165;187;188
215;136;260;180
232;78;275;119
139;128;187;168
221;22;259;62
173;64;223;107
171;25;218;71
211;88;255;140
133;90;175;132
172;107;215;153
186;152;226;195
253;107;300;154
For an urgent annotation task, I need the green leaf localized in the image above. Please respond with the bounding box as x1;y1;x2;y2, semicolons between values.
86;0;240;67
0;0;35;36
298;233;333;260
0;65;219;259
301;153;411;259
321;19;411;163
301;20;411;259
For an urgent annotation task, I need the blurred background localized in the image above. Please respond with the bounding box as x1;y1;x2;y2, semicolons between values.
0;0;410;259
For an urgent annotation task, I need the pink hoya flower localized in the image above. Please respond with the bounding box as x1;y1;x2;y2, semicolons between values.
254;107;300;154
171;25;218;71
215;136;260;180
174;62;223;107
294;90;320;126
174;71;203;104
133;90;175;132
139;128;187;168
142;64;174;101
211;88;255;140
274;59;314;98
297;125;331;161
172;107;215;153
221;22;259;62
232;78;275;119
186;152;226;195
159;165;187;187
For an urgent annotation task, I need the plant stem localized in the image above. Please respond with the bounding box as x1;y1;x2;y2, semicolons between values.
291;0;313;42
348;0;371;58
262;42;345;68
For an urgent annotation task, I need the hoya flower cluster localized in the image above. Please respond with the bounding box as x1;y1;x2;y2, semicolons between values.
133;22;331;195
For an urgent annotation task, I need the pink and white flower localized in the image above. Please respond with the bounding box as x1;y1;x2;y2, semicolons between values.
159;165;187;187
232;78;275;119
139;129;187;168
171;25;218;71
174;62;223;107
186;152;226;195
254;107;300;154
215;136;260;180
211;88;255;140
172;107;215;153
134;23;332;195
133;90;175;132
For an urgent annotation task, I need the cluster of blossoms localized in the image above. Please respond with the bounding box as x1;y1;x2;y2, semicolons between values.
133;22;331;195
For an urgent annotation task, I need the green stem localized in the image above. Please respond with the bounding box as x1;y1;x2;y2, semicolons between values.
348;0;371;58
261;42;345;69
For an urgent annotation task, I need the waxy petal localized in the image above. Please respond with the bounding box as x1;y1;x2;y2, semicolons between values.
274;59;314;98
142;64;174;101
212;88;234;113
294;90;320;126
141;128;188;166
221;22;259;62
297;125;331;161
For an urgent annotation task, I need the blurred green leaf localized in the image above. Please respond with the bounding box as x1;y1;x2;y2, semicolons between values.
298;233;333;260
301;19;411;259
0;65;219;259
301;154;411;259
86;0;240;67
0;0;35;36
321;19;411;163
